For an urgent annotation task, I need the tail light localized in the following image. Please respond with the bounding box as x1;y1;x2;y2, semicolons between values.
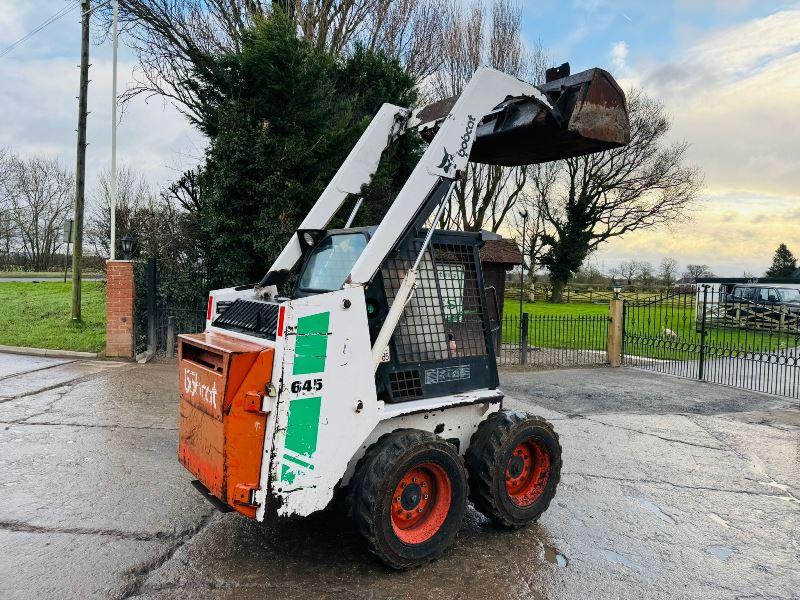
207;295;214;321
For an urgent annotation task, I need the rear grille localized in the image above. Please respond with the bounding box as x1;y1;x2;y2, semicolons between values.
389;370;423;400
212;299;280;340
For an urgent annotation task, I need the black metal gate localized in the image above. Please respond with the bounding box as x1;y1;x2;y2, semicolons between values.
497;313;609;368
623;287;800;398
135;257;208;356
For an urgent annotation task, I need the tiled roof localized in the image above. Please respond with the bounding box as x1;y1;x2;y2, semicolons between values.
480;238;523;265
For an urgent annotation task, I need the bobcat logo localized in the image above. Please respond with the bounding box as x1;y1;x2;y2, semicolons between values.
437;147;455;173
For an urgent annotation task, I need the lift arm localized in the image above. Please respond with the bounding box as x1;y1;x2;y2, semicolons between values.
260;103;409;286
348;67;550;285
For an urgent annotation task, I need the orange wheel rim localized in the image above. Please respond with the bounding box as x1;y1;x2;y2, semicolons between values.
391;462;451;544
505;439;550;507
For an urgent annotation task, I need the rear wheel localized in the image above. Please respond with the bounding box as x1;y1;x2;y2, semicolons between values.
465;410;561;528
349;429;467;569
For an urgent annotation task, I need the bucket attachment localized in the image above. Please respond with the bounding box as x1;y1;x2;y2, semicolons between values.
417;66;630;167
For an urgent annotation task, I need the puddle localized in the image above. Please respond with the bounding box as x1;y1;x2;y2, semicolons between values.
707;545;733;561
708;513;729;528
602;549;634;569
543;545;568;567
638;498;677;524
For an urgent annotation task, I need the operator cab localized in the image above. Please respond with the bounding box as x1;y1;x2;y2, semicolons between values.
294;226;500;404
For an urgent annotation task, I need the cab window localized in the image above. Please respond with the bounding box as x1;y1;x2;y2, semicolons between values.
757;288;780;303
732;286;752;300
298;234;367;292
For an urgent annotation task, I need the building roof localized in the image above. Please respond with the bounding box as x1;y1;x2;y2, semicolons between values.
480;238;523;265
697;276;800;285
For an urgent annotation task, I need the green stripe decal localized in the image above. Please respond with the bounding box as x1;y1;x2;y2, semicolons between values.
284;396;322;457
283;453;314;469
280;396;322;482
280;463;295;484
292;312;330;375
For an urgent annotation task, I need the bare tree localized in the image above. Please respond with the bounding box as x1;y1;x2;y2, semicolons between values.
163;166;203;213
524;90;703;302
618;260;638;285
572;263;605;284
2;156;74;271
635;260;655;285
683;264;714;282
87;166;203;263
434;0;547;233
347;0;445;80
658;256;679;286
86;166;155;259
102;0;445;119
0;149;14;270
0;148;10;188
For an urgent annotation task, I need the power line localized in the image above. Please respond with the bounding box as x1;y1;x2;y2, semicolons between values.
0;1;82;59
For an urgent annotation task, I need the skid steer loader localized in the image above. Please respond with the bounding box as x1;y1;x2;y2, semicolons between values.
177;64;629;569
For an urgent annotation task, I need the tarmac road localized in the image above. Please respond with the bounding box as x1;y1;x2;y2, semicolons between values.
0;353;797;599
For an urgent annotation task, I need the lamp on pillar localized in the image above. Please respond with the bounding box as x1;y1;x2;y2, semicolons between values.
121;234;136;260
612;278;622;300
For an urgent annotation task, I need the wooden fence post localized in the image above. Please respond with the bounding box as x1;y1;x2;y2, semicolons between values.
607;298;624;367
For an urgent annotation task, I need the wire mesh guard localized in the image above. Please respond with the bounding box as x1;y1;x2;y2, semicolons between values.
382;240;488;365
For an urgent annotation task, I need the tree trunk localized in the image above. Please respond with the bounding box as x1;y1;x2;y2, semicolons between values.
550;278;566;303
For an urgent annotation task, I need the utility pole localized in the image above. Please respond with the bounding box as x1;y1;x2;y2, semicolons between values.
71;0;90;322
110;0;119;260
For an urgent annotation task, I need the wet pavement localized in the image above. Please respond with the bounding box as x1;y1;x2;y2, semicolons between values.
0;352;797;599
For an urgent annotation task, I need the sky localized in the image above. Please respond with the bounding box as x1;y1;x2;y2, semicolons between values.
520;0;800;276
0;1;798;277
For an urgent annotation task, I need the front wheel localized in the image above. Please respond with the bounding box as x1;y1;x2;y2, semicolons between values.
349;429;468;569
465;410;562;528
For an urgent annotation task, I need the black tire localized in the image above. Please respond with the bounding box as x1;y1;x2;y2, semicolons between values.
465;410;561;528
349;429;468;569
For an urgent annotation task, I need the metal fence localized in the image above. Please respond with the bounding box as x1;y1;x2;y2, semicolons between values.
623;287;800;399
495;313;609;368
506;285;677;304
156;308;206;357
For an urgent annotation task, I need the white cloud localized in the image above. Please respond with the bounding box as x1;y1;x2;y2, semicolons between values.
592;8;800;276
593;189;800;277
0;55;203;195
636;9;800;200
0;0;203;202
610;40;628;71
0;2;24;45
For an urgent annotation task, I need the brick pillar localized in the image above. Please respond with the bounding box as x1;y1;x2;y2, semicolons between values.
106;260;135;358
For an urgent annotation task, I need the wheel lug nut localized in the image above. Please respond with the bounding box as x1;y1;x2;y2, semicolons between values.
418;508;423;512
423;494;429;499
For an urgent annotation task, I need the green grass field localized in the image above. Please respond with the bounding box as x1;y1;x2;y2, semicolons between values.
0;271;104;278
500;299;609;351
0;282;106;353
503;298;609;318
